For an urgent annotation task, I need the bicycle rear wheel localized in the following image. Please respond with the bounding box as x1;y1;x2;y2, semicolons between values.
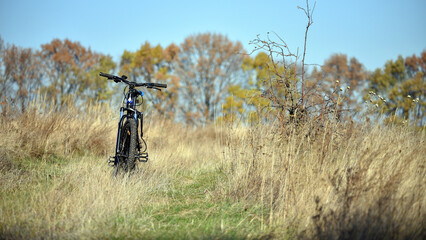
116;118;137;173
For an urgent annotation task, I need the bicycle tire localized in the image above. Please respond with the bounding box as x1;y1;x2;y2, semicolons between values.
117;118;137;173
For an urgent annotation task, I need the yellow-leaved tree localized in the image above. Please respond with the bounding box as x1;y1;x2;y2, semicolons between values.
365;51;425;126
120;42;179;119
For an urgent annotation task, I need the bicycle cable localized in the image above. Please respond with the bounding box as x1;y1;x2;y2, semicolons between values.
139;136;147;152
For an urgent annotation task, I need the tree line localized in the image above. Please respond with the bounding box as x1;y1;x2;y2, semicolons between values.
0;33;424;126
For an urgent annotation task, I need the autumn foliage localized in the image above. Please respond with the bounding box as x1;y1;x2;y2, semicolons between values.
0;30;424;126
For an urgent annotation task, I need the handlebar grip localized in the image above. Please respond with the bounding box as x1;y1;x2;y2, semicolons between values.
153;83;167;88
99;72;115;79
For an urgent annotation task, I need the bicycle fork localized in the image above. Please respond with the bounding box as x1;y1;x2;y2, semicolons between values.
108;111;126;167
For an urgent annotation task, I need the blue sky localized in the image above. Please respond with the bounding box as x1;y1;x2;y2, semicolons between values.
1;0;425;71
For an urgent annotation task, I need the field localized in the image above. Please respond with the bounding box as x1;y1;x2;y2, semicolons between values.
0;102;425;239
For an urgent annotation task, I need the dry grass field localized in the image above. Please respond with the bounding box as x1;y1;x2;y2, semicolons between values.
0;101;425;239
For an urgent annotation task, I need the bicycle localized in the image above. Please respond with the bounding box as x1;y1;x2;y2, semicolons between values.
99;72;167;174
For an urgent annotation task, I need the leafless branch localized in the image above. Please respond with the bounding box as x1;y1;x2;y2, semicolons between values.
298;0;316;109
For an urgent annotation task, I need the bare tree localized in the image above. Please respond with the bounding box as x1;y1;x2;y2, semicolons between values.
247;0;318;126
175;32;245;125
1;43;43;113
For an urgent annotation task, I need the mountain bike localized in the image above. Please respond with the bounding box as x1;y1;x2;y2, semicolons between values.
99;72;167;174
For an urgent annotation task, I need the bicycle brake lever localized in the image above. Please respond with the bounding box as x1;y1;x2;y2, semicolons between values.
147;86;162;91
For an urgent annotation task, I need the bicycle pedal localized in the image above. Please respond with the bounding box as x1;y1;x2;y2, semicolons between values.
108;156;116;167
138;152;148;162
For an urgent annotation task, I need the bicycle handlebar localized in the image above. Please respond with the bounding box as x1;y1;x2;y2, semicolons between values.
99;72;167;89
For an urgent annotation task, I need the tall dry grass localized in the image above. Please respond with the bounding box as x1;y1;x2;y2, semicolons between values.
0;99;425;239
220;121;425;239
0;100;116;160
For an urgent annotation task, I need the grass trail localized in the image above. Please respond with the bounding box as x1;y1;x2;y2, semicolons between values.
0;155;276;239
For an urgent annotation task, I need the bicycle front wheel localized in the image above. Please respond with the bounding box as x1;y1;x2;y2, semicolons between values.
118;118;137;172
